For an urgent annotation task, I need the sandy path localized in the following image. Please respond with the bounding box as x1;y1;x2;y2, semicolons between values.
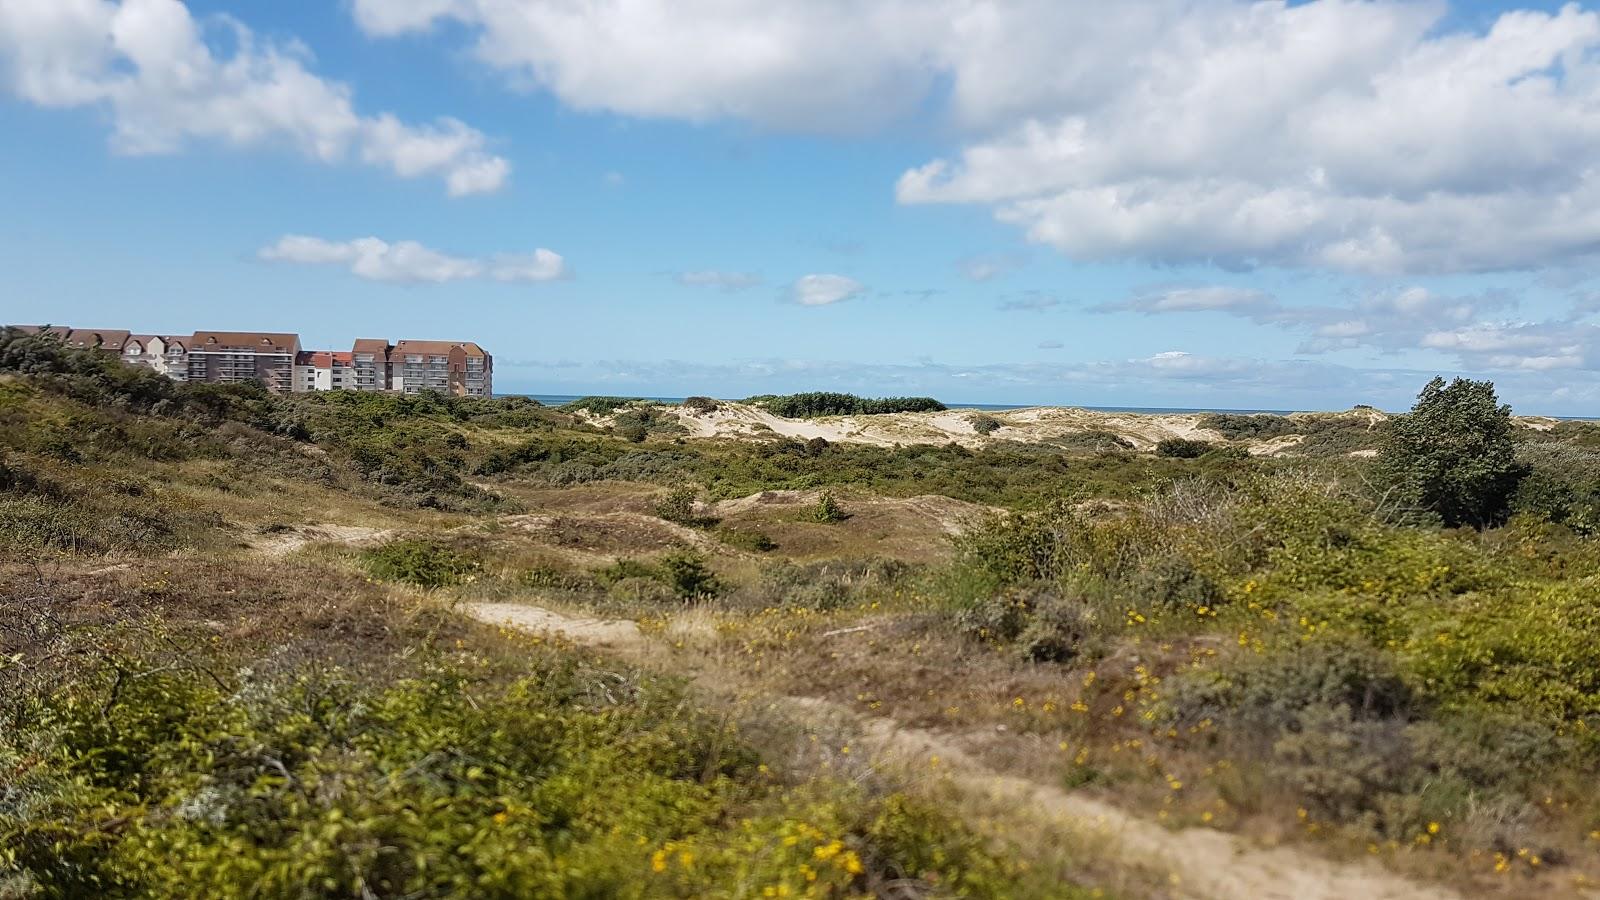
250;524;395;557
464;600;1462;900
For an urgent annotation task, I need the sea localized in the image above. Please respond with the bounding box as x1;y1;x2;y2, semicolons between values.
512;394;1303;415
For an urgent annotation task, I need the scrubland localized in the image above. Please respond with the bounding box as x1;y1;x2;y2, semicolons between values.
3;330;1600;898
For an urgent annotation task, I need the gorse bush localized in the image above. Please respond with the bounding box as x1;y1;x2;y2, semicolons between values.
746;392;947;417
1;640;1055;899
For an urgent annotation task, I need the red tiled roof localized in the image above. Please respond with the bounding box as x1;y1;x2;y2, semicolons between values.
297;350;356;368
392;339;488;357
65;329;132;352
190;331;299;354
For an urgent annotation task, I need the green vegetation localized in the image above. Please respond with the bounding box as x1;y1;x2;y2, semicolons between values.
11;327;1600;894
810;491;848;523
745;392;947;417
1154;437;1213;458
560;396;642;416
1198;413;1296;440
1378;377;1526;527
363;539;480;588
968;412;1003;435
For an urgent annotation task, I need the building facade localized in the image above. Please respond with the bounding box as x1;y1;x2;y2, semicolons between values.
6;324;492;397
185;332;300;393
294;351;355;392
391;340;493;398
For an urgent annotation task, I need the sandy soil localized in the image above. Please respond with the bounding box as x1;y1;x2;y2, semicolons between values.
249;523;394;557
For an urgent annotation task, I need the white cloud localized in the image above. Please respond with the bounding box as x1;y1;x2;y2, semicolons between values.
1095;286;1276;316
490;248;569;282
353;0;1600;271
791;273;864;306
677;270;763;292
349;0;947;131
0;0;509;195
259;235;566;284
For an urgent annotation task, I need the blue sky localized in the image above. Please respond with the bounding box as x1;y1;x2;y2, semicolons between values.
3;1;1600;413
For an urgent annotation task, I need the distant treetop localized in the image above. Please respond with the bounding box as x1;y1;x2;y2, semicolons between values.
745;392;946;417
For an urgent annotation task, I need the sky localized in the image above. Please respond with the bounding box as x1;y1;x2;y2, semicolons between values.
3;1;1600;414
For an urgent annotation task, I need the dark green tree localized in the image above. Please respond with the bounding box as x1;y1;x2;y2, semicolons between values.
1378;377;1526;528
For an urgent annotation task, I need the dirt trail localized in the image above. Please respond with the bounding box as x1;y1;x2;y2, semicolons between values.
464;600;1462;900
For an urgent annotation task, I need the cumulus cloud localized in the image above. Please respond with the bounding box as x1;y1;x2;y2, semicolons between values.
0;0;509;195
490;248;569;282
353;0;1600;271
259;235;566;284
791;273;864;306
677;270;763;292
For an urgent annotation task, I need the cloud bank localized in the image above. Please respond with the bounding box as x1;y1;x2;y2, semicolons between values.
352;0;1600;272
260;235;566;284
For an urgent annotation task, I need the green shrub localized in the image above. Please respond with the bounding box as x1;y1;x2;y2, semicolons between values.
810;491;848;523
682;396;721;413
1198;413;1296;440
968;413;1003;435
714;526;777;552
362;540;479;588
957;584;1089;663
657;550;720;600
653;485;703;526
1155;438;1212;458
1124;554;1222;612
1377;377;1526;527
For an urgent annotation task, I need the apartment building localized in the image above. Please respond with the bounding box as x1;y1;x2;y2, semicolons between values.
123;335;191;381
294;351;355;392
351;338;392;392
5;324;493;397
185;332;301;393
390;340;493;398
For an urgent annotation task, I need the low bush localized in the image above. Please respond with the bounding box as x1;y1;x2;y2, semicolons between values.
1155;438;1213;458
956;583;1090;663
682;396;721;413
968;413;1003;435
362;540;479;588
714;526;777;552
810;491;848;523
1198;413;1296;440
658;550;721;600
